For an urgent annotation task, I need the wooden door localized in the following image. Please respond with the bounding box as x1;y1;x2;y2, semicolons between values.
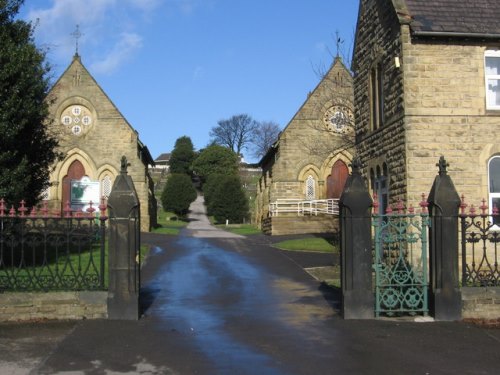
62;160;86;209
327;160;348;199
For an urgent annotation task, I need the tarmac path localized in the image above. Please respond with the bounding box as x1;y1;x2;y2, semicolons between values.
1;195;500;374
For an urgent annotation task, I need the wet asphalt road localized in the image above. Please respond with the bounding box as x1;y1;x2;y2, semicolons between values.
1;196;500;374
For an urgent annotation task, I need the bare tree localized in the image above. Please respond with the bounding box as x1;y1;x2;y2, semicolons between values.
251;121;281;160
210;114;258;156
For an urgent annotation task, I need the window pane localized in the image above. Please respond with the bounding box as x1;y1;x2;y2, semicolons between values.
486;56;500;75
487;79;500;107
306;176;315;200
489;158;500;192
492;197;500;224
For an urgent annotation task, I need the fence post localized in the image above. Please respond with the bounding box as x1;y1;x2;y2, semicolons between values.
427;156;462;321
339;157;374;319
107;156;141;320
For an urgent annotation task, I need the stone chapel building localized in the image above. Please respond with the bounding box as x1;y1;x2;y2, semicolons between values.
353;0;500;215
44;54;156;231
255;57;354;235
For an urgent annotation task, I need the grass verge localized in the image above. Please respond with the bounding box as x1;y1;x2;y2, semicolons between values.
273;237;338;253
151;208;188;235
216;223;262;235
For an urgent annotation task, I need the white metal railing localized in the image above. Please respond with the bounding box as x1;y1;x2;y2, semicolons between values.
269;199;339;216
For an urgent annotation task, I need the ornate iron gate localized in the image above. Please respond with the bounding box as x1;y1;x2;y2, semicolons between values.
372;197;430;317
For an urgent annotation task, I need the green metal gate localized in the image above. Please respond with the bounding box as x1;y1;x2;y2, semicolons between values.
372;199;430;317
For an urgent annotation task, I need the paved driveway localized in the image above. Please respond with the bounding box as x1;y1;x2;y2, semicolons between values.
1;196;499;374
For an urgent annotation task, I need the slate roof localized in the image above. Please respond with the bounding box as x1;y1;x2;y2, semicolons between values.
155;153;170;162
404;0;500;36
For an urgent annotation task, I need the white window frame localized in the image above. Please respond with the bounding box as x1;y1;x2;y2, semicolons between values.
305;175;316;200
488;156;500;225
484;50;500;110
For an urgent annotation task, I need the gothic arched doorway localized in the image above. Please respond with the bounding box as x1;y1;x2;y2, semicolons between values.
326;160;349;199
62;160;86;210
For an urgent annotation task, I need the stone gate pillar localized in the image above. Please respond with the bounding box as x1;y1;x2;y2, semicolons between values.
107;156;141;320
427;156;462;321
339;157;374;319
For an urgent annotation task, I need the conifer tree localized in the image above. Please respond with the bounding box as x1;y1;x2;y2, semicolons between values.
0;0;60;206
209;174;249;224
169;136;195;175
161;173;197;218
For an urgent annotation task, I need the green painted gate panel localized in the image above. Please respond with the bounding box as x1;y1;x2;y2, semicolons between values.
373;202;430;317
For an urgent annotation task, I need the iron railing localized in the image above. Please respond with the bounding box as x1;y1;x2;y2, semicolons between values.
269;198;339;216
372;197;430;317
460;197;500;287
0;199;108;292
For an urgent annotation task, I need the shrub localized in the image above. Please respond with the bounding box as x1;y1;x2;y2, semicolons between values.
161;174;197;218
191;145;239;184
208;174;249;223
203;173;224;216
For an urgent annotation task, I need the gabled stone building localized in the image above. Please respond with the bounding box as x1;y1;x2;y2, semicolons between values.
353;0;500;213
255;57;354;235
45;54;156;231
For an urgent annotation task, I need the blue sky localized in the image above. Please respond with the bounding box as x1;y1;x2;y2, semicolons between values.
20;0;359;163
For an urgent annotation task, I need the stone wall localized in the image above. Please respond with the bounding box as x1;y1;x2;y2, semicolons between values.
353;0;407;202
254;57;354;234
403;40;500;206
46;55;154;232
0;292;107;322
462;287;500;320
354;0;500;208
262;216;339;236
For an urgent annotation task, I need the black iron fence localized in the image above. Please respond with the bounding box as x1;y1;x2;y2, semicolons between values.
460;197;500;287
0;199;107;292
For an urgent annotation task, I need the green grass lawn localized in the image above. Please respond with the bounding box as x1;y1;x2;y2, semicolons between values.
216;223;262;235
1;241;149;291
151;208;188;235
273;237;339;253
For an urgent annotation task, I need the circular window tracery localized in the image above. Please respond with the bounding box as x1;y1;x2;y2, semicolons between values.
323;106;353;133
60;105;94;136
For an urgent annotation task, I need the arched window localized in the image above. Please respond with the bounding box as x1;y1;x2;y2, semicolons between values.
488;156;500;224
305;175;316;200
372;163;388;214
101;175;113;198
370;61;384;130
40;187;50;200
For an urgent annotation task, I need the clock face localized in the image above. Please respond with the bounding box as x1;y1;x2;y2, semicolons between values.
323;106;352;133
60;105;93;136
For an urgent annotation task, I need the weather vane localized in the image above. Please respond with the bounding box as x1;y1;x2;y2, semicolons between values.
335;30;343;58
71;25;83;55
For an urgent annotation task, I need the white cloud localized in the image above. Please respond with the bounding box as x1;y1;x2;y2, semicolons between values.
25;0;145;74
23;0;204;75
90;33;143;75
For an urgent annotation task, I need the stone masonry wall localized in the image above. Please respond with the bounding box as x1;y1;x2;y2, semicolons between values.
355;0;500;208
271;59;354;187
462;287;500;320
403;40;500;206
0;291;107;322
354;0;407;202
47;56;153;231
255;58;355;231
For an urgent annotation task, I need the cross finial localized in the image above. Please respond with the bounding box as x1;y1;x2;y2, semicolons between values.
120;156;130;174
71;25;83;56
350;156;363;176
437;156;449;175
